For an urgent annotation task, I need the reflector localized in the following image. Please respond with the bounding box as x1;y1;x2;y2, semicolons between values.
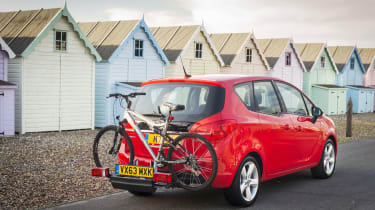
153;172;172;183
92;168;109;177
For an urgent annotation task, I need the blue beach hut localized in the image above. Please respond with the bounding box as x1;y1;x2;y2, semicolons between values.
79;19;170;127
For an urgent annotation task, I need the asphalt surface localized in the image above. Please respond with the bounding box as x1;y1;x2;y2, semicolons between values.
52;137;375;210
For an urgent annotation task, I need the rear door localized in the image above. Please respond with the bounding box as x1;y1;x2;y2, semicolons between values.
253;81;295;174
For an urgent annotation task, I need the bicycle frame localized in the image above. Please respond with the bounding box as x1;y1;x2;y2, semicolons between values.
123;107;187;167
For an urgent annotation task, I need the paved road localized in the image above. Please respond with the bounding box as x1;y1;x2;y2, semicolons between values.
52;137;375;210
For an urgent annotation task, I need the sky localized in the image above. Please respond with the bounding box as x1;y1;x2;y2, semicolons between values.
1;0;374;47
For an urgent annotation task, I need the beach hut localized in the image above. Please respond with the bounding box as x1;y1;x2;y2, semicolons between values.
209;33;270;75
310;85;347;115
358;48;375;86
359;48;375;111
345;86;374;113
1;6;101;134
329;46;374;113
0;37;16;136
257;38;306;89
295;43;345;115
150;25;224;77
78;19;170;127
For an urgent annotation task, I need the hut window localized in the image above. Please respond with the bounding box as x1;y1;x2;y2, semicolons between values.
285;52;292;66
246;48;252;63
134;40;144;57
195;43;203;58
320;56;325;68
350;58;355;69
55;31;67;52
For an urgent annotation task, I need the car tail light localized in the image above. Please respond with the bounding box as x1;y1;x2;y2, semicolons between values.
153;172;172;183
193;120;237;141
92;168;109;177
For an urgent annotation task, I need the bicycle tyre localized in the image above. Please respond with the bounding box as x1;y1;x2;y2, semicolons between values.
167;133;218;191
93;125;134;173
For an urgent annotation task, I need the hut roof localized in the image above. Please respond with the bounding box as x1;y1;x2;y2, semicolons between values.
328;46;365;73
358;48;375;71
295;43;338;73
150;25;224;65
0;7;101;60
257;38;306;71
210;33;270;69
79;19;170;64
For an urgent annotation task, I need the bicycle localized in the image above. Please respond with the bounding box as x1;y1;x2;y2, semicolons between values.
93;92;218;191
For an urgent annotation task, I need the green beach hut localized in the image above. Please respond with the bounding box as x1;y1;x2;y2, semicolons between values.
296;43;346;115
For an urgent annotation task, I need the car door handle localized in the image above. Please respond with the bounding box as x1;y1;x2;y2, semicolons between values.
295;126;302;132
282;124;290;130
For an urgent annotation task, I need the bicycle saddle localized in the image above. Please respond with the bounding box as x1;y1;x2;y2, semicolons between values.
163;102;185;112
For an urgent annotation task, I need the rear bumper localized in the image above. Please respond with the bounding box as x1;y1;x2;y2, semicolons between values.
110;176;156;193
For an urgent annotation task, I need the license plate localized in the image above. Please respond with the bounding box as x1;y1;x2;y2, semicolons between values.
116;164;153;178
146;133;178;145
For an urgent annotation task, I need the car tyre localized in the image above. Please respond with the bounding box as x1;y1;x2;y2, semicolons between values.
128;188;156;196
311;139;336;179
224;156;261;207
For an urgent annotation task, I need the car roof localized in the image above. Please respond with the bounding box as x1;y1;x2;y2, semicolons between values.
142;74;287;87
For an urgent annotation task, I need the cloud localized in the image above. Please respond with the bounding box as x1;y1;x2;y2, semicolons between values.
105;8;195;26
100;0;375;47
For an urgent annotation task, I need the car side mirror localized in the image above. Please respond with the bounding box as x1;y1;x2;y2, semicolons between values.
311;106;323;123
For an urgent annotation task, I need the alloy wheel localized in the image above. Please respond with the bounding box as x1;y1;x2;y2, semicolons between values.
239;161;259;202
323;143;335;175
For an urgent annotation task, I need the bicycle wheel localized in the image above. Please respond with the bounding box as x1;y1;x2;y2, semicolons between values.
93;125;134;175
167;133;218;191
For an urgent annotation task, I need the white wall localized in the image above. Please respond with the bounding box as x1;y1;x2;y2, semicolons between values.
269;42;304;89
166;31;221;78
222;39;268;76
21;16;95;133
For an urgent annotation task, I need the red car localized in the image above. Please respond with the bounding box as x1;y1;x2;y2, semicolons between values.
119;75;337;206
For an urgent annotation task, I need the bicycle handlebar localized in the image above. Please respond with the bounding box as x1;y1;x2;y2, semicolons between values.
107;92;146;109
106;92;146;99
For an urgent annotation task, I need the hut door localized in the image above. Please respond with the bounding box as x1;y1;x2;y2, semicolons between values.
366;91;372;112
337;91;346;115
338;90;346;114
329;90;338;115
0;91;3;135
359;90;366;113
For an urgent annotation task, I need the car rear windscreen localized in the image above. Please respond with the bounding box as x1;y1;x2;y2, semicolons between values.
131;83;225;123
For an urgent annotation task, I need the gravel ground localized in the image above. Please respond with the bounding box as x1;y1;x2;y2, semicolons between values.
0;113;374;209
329;112;375;143
0;130;118;209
